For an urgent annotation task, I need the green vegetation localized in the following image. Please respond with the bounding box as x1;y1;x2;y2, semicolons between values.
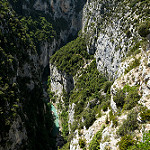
79;138;86;148
117;110;138;136
126;29;132;38
126;42;141;57
140;107;150;122
128;132;150;150
138;21;150;37
89;124;105;150
69;60;111;130
118;135;135;150
118;132;150;150
0;1;55;149
109;110;118;127
60;110;69;140
124;57;140;74
50;36;92;76
114;85;140;110
20;16;56;55
20;16;55;42
59;142;70;150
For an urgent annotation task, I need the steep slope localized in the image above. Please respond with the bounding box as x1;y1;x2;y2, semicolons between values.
0;1;55;150
48;0;150;150
1;0;150;150
8;0;87;84
82;0;150;79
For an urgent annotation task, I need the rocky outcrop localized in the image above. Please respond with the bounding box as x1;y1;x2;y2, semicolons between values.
70;111;108;150
82;0;145;79
68;103;76;132
0;1;54;149
111;50;150;110
50;64;74;96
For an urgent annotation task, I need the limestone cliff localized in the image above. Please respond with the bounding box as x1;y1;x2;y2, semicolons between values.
0;1;54;149
48;0;150;150
82;0;149;79
1;0;150;150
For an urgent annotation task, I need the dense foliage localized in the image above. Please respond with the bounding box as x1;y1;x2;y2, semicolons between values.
118;135;135;150
128;132;150;150
50;36;92;76
89;124;105;150
69;60;111;131
117;110;138;136
119;132;150;150
0;1;55;149
114;85;140;110
140;107;150;122
20;16;56;54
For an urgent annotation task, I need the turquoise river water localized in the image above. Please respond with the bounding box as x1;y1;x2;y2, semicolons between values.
51;104;59;136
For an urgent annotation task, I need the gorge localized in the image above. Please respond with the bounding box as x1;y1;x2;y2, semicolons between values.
0;0;150;150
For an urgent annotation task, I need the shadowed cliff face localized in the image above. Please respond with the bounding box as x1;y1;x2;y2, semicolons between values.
0;0;87;149
8;0;87;84
0;1;55;150
9;0;87;41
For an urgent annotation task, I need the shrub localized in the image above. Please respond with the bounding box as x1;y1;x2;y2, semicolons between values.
102;102;108;111
138;21;150;37
103;81;112;93
109;110;118;127
140;107;150;122
127;42;141;57
126;30;132;38
117;110;138;136
89;125;105;150
118;135;135;150
113;89;125;108
79;138;86;148
124;58;140;74
83;110;96;129
123;85;140;110
105;115;109;124
114;85;140;110
128;132;150;150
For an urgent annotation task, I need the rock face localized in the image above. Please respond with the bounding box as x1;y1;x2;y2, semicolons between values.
82;0;143;79
7;116;28;150
111;50;150;110
17;0;86;42
68;103;76;132
9;0;87;85
0;1;54;149
50;64;74;96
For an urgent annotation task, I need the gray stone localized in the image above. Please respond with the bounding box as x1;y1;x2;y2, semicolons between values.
147;80;150;89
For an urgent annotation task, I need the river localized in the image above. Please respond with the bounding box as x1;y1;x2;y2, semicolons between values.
51;104;59;136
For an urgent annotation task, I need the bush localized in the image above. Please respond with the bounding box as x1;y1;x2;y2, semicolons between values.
79;138;86;148
126;30;132;38
89;125;105;150
109;110;118;127
105;115;109;124
140;107;150;122
123;85;140;110
124;58;140;74
117;110;138;136
128;132;150;150
114;85;140;110
127;42;141;57
113;89;125;108
138;21;150;37
118;135;135;150
83;110;96;129
103;81;112;93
